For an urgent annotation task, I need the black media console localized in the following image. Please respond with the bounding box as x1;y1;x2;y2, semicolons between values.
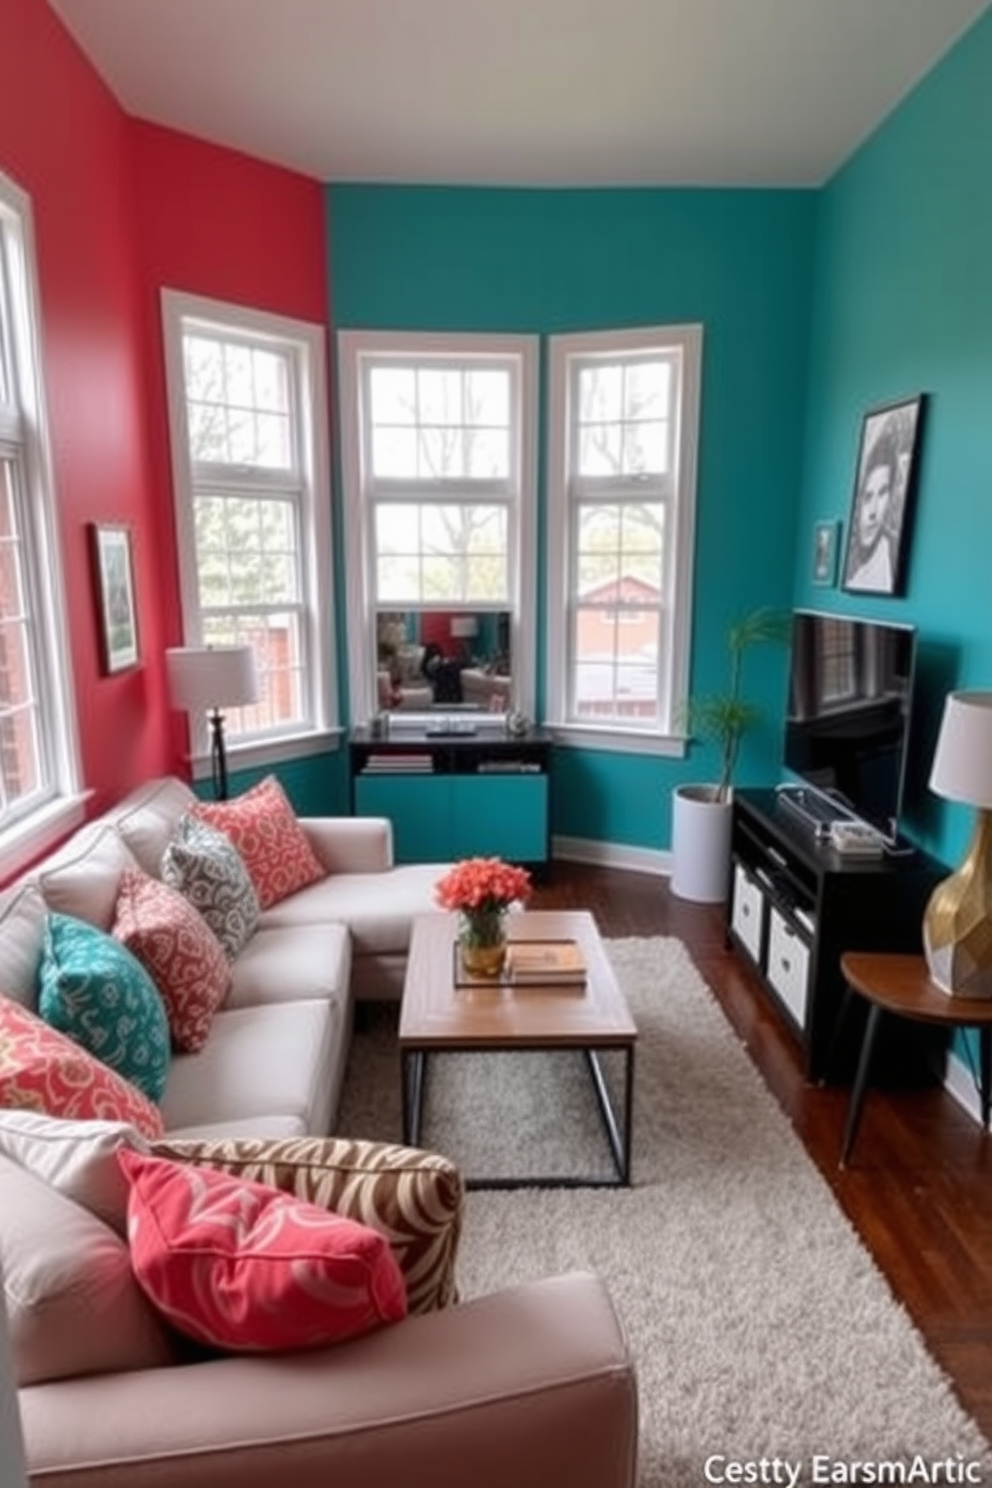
726;788;946;1082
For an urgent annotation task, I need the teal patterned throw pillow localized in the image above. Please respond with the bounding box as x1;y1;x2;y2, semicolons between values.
38;912;170;1103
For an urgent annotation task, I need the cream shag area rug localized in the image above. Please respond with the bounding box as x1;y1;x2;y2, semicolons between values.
338;936;991;1485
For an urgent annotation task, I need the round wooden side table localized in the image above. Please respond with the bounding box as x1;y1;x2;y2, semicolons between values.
838;951;992;1166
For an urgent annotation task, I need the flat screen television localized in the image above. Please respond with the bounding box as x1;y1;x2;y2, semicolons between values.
781;610;917;842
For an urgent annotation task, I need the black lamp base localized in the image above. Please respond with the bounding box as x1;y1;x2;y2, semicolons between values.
208;709;230;800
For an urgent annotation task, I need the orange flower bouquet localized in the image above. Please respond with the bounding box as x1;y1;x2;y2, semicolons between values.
435;857;532;977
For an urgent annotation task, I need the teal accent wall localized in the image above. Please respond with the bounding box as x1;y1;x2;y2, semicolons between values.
326;186;816;851
795;9;992;867
215;753;348;816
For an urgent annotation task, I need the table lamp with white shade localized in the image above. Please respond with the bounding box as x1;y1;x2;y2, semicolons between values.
166;645;259;800
924;690;992;999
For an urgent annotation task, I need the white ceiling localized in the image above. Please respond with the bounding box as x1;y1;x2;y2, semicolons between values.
47;0;991;187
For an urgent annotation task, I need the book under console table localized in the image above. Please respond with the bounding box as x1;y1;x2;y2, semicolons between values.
349;725;552;875
727;788;946;1083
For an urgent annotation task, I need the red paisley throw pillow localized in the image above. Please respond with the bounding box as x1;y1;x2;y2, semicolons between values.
0;997;164;1139
117;1148;407;1352
190;777;326;910
113;869;230;1052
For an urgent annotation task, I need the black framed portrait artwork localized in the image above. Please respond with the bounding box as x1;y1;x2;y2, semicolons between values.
841;394;927;597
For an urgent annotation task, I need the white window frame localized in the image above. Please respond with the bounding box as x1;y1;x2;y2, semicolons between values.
338;330;538;725
0;172;83;876
546;324;702;756
162;290;336;778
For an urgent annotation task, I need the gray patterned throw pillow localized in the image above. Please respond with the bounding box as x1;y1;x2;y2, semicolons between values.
160;814;259;959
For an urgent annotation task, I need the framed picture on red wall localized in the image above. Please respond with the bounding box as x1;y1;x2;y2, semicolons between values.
90;523;139;674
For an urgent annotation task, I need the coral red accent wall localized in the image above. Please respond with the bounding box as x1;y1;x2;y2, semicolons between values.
130;122;331;772
0;0;163;810
0;0;330;822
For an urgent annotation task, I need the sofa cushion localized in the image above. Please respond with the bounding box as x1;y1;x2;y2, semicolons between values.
161;814;259;959
0;995;165;1138
191;775;327;909
0;1153;176;1384
154;1134;463;1315
111;775;199;876
35;824;141;931
157;999;337;1135
118;1148;407;1352
38;912;171;1103
258;863;445;957
113;868;230;1052
225;921;351;1011
0;882;46;1009
0;1108;149;1233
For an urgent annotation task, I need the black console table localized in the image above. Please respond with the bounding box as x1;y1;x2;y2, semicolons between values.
727;788;946;1082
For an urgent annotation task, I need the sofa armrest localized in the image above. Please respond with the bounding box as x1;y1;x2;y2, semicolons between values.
20;1272;637;1488
300;816;394;874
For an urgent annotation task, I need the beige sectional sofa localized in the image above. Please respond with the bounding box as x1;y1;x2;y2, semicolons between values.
1;774;446;1139
0;774;639;1486
1;1125;638;1488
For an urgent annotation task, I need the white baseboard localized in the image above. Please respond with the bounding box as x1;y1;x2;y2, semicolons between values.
552;834;669;877
942;1046;985;1127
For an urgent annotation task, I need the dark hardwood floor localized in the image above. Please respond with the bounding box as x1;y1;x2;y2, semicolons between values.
531;860;992;1440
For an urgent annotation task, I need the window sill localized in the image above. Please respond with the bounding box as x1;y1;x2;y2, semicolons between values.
187;727;344;785
546;723;688;757
0;791;91;883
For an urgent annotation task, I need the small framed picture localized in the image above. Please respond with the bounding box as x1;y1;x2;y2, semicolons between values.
90;523;139;674
812;520;840;587
841;394;926;597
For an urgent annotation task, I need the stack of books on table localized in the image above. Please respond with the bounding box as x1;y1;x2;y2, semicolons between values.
506;939;587;987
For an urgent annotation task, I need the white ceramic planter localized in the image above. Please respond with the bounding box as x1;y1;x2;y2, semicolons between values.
670;784;734;903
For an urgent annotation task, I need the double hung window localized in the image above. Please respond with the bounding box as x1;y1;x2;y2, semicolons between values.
338;331;538;721
162;292;334;770
0;173;81;873
546;325;702;751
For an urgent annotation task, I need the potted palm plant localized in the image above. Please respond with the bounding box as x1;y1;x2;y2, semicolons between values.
671;608;788;902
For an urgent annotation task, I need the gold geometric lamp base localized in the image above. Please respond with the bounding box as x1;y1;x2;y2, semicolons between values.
925;691;992;1000
923;809;992;999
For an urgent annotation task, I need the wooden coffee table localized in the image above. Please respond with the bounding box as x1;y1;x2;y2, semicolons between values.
399;910;637;1188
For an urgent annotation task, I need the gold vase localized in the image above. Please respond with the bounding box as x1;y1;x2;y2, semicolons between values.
459;911;508;978
924;808;992;998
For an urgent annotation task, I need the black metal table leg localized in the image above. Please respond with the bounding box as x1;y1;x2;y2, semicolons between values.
840;1002;883;1167
980;1027;992;1130
402;1049;425;1146
584;1047;635;1186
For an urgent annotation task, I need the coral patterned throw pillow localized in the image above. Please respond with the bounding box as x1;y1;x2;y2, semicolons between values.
190;776;326;910
0;997;164;1139
113;869;230;1052
117;1148;407;1352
